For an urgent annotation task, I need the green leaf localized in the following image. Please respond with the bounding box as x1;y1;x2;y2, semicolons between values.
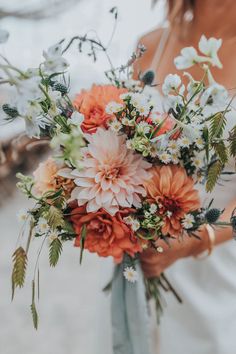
80;225;87;265
206;160;223;192
31;280;39;330
46;205;65;230
11;247;27;300
209;112;227;140
49;238;63;267
213;141;228;164
229;125;236;157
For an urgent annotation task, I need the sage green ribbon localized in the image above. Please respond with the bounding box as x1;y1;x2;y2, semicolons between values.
111;260;152;354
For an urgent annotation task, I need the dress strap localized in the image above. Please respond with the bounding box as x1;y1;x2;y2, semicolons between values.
150;26;171;74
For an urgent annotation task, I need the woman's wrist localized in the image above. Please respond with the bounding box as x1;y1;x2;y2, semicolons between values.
183;226;210;258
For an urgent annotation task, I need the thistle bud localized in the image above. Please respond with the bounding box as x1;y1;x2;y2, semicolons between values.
53;82;68;95
141;70;155;86
205;208;222;224
2;104;19;118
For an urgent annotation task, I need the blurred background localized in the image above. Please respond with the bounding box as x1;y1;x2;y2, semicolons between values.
0;1;165;353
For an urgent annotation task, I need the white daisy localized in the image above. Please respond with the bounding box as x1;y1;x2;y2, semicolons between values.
123;266;138;283
182;214;195;229
156;246;164;253
195;137;204;149
178;136;191;148
108;119;122;133
106;101;124;114
192;156;204;168
158;152;172;164
149;203;157;214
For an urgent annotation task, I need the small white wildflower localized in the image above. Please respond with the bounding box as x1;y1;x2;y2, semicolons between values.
200;83;228;114
106;101;124;114
123;266;138;283
35;217;50;234
158;152;172;164
170;152;179;164
162;74;181;96
109;119;122;133
182;214;195;229
130;93;150;116
149;144;158;157
166;211;173;218
168;140;179;153
178;136;191;148
122;117;135;126
156;246;164;253
136;121;151;134
192;156;204;168
17;209;28;223
195;137;204;149
123;216;140;231
149;203;157;214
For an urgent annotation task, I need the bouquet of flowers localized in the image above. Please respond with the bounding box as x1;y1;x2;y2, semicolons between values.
1;9;236;337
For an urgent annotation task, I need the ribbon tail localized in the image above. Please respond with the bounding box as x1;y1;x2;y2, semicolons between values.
111;260;153;354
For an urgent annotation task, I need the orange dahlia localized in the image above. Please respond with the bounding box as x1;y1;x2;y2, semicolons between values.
73;84;126;134
70;204;142;263
144;165;200;237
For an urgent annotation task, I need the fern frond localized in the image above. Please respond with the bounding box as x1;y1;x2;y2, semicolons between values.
49;238;63;267
11;247;27;300
213;141;228;164
229;125;236;157
206;160;223;192
210;112;227;140
46;206;64;230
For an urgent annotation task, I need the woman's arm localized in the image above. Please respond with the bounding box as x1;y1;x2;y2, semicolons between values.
141;199;236;278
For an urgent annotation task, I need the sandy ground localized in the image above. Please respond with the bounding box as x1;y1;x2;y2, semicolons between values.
0;190;112;354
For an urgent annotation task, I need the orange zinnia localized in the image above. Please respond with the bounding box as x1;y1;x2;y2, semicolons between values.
73;84;126;134
145;165;200;237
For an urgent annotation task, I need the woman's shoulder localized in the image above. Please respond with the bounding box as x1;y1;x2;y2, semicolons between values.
134;28;165;75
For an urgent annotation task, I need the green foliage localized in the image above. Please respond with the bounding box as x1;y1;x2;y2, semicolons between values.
49;238;63;267
46;205;65;230
16;173;34;197
209;112;227;140
80;225;87;265
213;141;228;164
31;280;39;330
229;125;236;157
11;247;27;300
206;160;223;192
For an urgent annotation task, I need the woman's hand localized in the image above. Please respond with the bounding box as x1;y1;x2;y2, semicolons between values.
140;229;209;278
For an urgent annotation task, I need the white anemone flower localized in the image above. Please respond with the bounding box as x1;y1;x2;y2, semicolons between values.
69;111;84;126
162;74;181;96
43;43;69;74
198;35;222;68
174;47;205;70
200;83;228;116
